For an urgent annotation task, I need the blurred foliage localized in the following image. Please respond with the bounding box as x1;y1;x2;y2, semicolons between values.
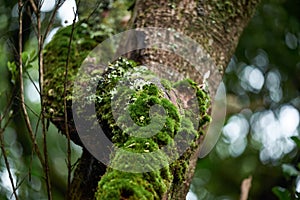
191;0;300;199
0;0;133;199
0;0;299;199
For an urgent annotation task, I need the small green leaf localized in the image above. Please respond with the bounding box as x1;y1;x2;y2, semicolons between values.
282;164;299;177
22;50;37;70
272;186;291;200
21;51;30;66
29;50;37;62
7;61;17;84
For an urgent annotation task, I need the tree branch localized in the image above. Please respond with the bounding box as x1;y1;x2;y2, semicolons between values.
18;0;45;167
36;9;53;200
64;3;79;194
0;97;18;200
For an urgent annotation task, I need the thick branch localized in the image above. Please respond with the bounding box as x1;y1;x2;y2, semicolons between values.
128;0;261;198
131;0;260;96
42;0;261;199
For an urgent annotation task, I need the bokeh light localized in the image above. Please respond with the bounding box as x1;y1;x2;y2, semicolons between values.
57;0;78;26
40;0;56;12
240;65;265;93
250;105;299;163
222;114;249;157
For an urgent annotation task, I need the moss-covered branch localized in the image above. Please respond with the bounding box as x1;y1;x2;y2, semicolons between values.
43;0;132;144
92;58;210;199
43;0;260;199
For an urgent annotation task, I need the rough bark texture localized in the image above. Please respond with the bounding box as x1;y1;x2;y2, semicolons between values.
42;0;261;199
68;149;107;199
126;0;261;198
130;0;260;97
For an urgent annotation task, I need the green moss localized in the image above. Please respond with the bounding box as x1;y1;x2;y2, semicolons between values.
172;158;189;183
43;0;133;144
94;58;211;199
160;79;172;91
96;167;171;200
42;1;211;198
93;58;173;199
43;20;112;119
96;170;155;200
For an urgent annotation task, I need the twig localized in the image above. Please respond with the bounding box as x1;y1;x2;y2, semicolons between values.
0;3;33;200
14;96;40;118
240;176;252;200
25;3;38;37
25;70;40;95
1;90;16;129
86;0;103;22
29;1;68;198
64;2;79;194
36;7;52;200
0;98;18;200
28;0;38;14
35;1;69;198
20;0;53;198
0;127;18;200
18;0;45;167
43;0;66;40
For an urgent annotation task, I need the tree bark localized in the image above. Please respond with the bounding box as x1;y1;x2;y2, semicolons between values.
122;0;261;199
43;0;261;199
130;0;260;96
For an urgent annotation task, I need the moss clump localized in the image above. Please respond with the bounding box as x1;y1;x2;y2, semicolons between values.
42;11;116;145
94;58;211;199
94;58;174;199
96;169;166;200
43;0;134;144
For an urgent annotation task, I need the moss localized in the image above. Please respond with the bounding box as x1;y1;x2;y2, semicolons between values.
96;170;155;200
171;158;189;183
43;0;134;144
44;9;211;196
42;1;213;198
160;79;172;91
94;58;211;199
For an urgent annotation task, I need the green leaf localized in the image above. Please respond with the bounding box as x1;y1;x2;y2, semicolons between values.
282;164;299;177
21;51;30;66
22;50;37;69
7;61;17;84
29;50;37;62
291;136;300;148
272;187;291;200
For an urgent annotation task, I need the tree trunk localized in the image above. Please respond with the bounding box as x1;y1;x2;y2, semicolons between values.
43;0;260;199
